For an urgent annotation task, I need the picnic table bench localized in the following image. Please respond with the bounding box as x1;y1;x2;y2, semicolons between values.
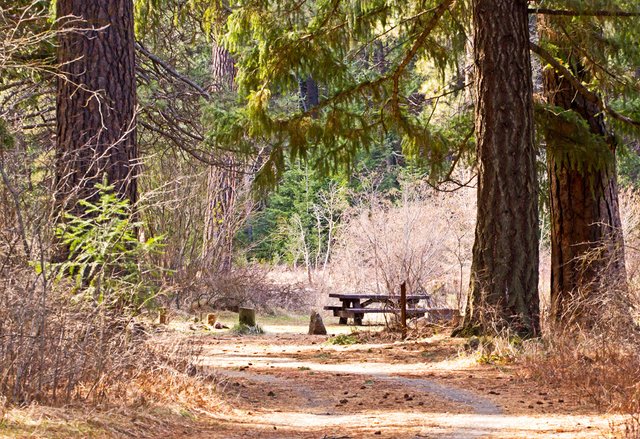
324;293;431;325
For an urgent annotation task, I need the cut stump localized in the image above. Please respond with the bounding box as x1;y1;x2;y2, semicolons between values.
308;311;327;335
239;308;256;327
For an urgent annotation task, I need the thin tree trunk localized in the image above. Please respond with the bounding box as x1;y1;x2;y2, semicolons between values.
210;38;236;93
456;0;540;337
202;40;238;271
56;0;137;208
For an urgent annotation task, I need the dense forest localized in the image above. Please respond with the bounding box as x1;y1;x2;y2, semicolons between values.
1;0;640;437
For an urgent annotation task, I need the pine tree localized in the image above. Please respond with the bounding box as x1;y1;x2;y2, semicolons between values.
202;38;240;271
530;2;640;326
455;0;540;337
217;0;543;335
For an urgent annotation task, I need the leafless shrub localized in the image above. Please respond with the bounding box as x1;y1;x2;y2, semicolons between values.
523;193;640;435
327;180;475;309
0;248;216;410
185;264;315;315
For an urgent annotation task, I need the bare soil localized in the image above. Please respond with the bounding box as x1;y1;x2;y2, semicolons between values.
1;319;621;438
184;322;619;439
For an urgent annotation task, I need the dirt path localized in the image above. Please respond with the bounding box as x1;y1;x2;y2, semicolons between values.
188;329;616;439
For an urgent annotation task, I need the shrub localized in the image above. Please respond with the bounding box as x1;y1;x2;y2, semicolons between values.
51;181;164;312
328;180;475;309
327;334;358;345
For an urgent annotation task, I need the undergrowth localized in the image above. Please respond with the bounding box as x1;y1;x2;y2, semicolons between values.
231;323;264;335
327;333;359;345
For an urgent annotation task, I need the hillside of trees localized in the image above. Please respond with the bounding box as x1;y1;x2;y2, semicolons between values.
1;0;640;437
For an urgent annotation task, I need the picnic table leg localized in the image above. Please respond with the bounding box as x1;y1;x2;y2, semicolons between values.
338;298;349;324
352;299;362;325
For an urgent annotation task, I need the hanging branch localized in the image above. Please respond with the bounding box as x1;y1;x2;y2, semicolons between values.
135;42;211;100
529;41;640;129
528;8;640;17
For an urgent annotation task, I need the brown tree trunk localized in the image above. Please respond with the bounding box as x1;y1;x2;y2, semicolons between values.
202;156;239;271
202;40;239;271
56;0;137;207
457;0;540;337
542;50;627;325
210;38;236;93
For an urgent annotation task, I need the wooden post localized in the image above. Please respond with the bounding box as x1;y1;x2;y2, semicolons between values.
400;282;407;339
159;307;168;325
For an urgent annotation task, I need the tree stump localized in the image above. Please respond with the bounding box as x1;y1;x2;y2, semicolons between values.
207;313;217;326
308;311;327;335
238;308;256;326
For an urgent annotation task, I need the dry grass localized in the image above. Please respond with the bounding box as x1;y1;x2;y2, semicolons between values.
520;188;640;437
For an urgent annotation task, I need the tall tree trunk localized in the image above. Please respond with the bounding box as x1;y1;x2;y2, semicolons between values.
56;0;137;207
457;0;540;337
542;43;627;326
210;38;236;93
202;40;238;271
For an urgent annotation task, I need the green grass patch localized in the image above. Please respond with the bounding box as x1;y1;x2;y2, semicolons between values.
327;334;358;345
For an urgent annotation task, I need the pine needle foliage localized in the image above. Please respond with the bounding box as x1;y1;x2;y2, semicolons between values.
203;0;471;187
533;0;640;141
535;102;614;174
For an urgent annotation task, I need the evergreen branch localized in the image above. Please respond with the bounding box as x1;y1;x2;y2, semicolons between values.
259;2;390;92
347;7;449;62
605;104;640;128
528;8;640;17
261;2;456;135
530;42;640;128
391;0;455;113
529;41;599;104
135;42;211;100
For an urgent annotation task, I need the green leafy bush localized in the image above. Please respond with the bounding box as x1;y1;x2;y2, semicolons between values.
326;334;358;345
52;182;164;312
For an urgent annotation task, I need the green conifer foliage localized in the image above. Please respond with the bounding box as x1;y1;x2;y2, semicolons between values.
205;0;471;186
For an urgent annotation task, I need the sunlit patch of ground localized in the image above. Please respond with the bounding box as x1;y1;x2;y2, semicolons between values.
0;403;211;438
185;317;620;438
1;314;624;438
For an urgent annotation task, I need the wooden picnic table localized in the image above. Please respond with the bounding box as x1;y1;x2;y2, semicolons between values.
324;293;431;325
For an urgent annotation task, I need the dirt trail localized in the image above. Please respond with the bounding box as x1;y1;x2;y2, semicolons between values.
189;329;616;439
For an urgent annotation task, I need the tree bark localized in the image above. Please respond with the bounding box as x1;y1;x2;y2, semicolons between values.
542;38;627;325
56;0;137;207
202;40;239;271
202;155;239;271
457;0;540;337
210;38;236;93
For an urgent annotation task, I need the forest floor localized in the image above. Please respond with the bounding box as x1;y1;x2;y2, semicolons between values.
187;314;620;439
1;314;623;438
